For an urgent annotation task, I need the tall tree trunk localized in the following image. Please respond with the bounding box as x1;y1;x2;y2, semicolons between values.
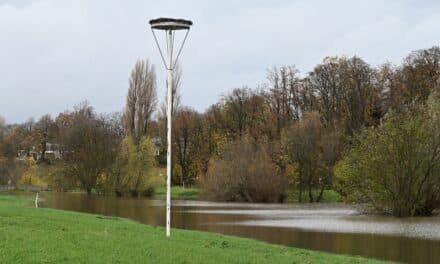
308;170;314;203
316;170;329;202
41;140;47;162
316;180;326;202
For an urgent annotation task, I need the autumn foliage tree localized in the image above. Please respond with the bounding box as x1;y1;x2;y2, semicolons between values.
172;107;204;187
34;114;57;162
283;112;343;202
3;46;439;210
306;56;379;135
61;103;121;194
335;94;440;216
0;116;20;184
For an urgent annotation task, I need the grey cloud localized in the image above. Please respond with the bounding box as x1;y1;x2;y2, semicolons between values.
1;0;439;123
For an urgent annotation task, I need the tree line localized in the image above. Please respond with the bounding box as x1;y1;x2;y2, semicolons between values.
1;46;439;216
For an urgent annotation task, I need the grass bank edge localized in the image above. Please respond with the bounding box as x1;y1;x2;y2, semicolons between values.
0;194;382;264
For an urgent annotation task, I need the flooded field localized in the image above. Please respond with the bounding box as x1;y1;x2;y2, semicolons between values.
36;192;440;263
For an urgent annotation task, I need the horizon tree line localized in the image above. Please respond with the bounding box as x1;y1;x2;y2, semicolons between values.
0;46;439;216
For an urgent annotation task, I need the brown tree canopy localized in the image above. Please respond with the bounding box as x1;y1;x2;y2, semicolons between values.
307;56;378;134
172;107;204;186
265;66;302;136
63;103;122;194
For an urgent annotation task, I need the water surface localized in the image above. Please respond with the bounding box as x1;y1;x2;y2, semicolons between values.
37;192;440;263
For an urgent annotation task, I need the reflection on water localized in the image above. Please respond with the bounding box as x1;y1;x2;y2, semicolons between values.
37;192;440;264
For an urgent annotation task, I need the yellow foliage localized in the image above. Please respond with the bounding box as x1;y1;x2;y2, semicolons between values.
107;136;159;194
19;158;48;187
285;163;299;187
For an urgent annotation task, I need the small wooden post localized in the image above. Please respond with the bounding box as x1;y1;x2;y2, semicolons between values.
35;192;39;208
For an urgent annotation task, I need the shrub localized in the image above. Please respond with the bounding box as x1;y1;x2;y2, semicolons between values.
336;92;440;216
201;140;285;202
0;158;23;185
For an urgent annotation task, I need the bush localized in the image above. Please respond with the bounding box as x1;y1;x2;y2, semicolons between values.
16;159;75;191
201;140;285;202
106;136;158;197
0;158;23;185
18;159;48;187
336;93;440;216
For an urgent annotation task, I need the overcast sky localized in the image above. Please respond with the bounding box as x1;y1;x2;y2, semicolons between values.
1;0;439;123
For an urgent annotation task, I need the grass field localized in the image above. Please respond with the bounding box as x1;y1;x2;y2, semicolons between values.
285;189;343;203
0;195;382;263
154;186;343;203
154;186;201;200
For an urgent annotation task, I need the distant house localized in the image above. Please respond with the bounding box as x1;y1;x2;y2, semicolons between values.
45;143;62;160
17;142;62;161
17;150;28;161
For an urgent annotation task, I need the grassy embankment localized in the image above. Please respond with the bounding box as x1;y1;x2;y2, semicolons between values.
155;186;341;203
154;186;200;200
0;195;381;263
154;162;340;201
18;163;342;203
285;189;342;203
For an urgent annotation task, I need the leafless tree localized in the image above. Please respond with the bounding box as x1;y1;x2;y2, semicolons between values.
170;63;182;114
401;46;440;103
265;66;302;137
63;103;121;194
157;63;183;164
379;46;440;112
222;87;252;139
125;59;157;143
0;116;5;140
308;56;378;134
159;63;183;117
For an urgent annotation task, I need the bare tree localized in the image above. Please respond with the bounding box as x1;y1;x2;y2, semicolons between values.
222;87;252;139
0;116;5;140
308;56;378;134
265;66;302;137
159;63;183;117
158;63;183;165
170;63;182;114
379;46;440;111
63;103;121;194
401;46;440;103
125;59;157;143
172;107;204;187
284;112;343;202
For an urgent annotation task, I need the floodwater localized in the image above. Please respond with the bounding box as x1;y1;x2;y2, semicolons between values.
36;192;440;263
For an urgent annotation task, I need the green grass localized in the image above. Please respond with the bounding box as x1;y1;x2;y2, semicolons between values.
155;186;200;200
154;186;342;203
0;195;381;264
286;189;342;203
